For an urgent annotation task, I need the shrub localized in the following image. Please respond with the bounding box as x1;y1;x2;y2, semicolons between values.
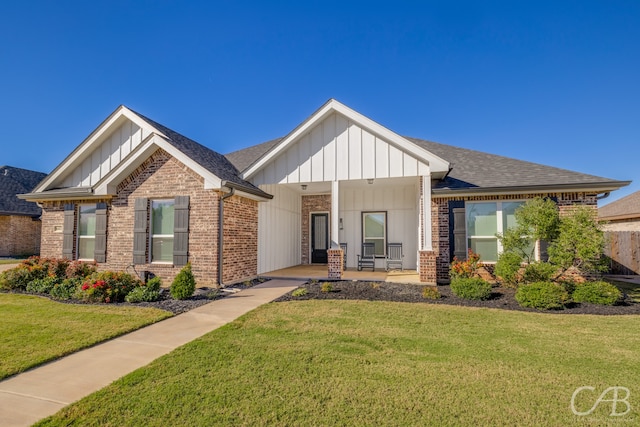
572;281;622;306
171;263;196;300
79;271;142;303
50;278;82;300
515;282;569;310
523;262;557;283
450;277;492;300
66;260;98;279
26;276;62;294
320;282;333;293
422;286;441;300
0;266;34;290
291;288;308;297
125;277;162;303
449;250;482;279
495;252;523;288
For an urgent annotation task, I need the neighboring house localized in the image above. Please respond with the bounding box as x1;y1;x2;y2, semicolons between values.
0;166;47;257
20;100;630;285
598;191;640;231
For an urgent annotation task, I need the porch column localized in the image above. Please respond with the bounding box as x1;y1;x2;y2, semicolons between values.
419;175;437;284
328;180;343;279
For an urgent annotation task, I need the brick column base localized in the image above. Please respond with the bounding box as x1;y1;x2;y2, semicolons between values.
419;250;437;284
327;248;344;279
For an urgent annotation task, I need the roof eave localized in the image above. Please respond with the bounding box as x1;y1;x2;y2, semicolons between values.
432;181;631;198
18;187;111;202
221;180;273;201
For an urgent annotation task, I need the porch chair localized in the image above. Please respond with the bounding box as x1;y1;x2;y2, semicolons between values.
357;242;376;271
385;242;404;271
339;242;347;270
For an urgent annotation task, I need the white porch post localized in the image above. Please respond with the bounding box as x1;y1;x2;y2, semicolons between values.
422;175;432;251
331;180;340;248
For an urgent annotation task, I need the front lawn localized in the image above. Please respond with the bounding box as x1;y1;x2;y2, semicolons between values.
37;300;640;426
0;294;171;380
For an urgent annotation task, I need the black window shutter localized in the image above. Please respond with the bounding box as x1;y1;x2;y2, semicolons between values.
173;195;190;266
62;203;75;259
94;202;108;263
448;200;467;261
133;198;148;265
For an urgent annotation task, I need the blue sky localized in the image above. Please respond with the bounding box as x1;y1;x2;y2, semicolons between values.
2;1;638;205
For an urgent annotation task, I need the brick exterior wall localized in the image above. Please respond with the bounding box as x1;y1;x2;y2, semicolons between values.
0;215;41;257
39;149;260;287
301;194;331;264
222;194;258;284
419;250;437;283
430;192;598;284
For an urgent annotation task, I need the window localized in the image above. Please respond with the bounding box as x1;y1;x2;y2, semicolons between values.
77;204;96;260
466;201;532;262
362;211;387;256
151;200;175;263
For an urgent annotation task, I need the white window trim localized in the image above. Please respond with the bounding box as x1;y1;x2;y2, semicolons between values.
77;204;96;261
465;200;538;263
362;211;387;257
150;199;175;264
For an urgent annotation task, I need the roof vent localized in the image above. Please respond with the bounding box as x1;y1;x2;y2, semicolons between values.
2;169;7;176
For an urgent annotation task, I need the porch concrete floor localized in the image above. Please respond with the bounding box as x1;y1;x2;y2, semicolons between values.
261;264;422;284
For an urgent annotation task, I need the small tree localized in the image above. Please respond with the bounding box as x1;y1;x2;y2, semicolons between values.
547;206;606;273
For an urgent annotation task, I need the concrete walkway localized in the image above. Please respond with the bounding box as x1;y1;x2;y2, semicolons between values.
0;279;302;427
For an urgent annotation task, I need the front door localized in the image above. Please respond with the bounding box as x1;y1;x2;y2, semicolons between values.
311;213;329;264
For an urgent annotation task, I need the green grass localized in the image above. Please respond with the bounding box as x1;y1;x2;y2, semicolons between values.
0;259;22;265
37;300;640;426
609;279;640;302
0;294;171;379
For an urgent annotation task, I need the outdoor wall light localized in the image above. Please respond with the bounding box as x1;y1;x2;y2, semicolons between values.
339;218;343;230
367;179;374;184
301;184;307;190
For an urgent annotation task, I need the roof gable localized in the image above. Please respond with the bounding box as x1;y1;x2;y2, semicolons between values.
0;166;47;215
241;99;450;184
25;106;270;201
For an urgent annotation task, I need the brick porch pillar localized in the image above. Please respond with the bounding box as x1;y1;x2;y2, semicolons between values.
327;248;344;279
419;250;437;284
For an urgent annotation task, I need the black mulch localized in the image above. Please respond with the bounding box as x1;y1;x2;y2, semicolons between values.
274;281;640;315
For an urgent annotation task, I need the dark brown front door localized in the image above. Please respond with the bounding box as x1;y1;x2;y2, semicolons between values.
311;213;328;264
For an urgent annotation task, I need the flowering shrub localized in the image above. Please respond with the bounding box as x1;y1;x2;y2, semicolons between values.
449;249;482;279
79;271;141;303
66;260;97;279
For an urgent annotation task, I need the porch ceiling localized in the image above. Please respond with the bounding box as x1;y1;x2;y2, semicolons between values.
260;264;422;284
279;176;419;195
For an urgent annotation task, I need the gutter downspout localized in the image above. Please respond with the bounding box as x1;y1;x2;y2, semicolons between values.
596;192;610;201
218;184;235;287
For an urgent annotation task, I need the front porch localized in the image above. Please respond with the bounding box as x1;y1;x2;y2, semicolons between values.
260;264;422;284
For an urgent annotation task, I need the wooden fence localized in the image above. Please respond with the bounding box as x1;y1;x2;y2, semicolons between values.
603;231;640;275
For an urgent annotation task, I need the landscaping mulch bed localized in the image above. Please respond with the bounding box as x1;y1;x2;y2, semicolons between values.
274;281;640;315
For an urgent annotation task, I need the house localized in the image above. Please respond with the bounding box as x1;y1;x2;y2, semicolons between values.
19;99;630;285
0;166;47;257
598;190;640;231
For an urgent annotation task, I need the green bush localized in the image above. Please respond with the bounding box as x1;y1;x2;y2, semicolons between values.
125;277;162;303
515;282;569;310
422;286;441;300
65;260;98;279
523;262;557;283
79;271;142;303
171;263;196;300
291;288;308;297
26;276;62;294
0;267;33;290
572;281;622;306
50;278;82;300
495;252;523;288
320;282;333;293
450;277;492;300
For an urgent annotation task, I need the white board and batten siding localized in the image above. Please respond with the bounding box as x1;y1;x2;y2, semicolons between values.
251;112;430;187
257;184;301;274
338;181;418;269
61;120;150;188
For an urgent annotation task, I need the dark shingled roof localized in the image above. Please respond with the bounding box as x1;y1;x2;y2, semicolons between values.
599;190;640;220
132;110;264;192
224;135;625;193
0;166;47;216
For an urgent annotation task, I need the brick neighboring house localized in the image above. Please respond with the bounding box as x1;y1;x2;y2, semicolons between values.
20;100;630;285
598;191;640;231
0;166;47;257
